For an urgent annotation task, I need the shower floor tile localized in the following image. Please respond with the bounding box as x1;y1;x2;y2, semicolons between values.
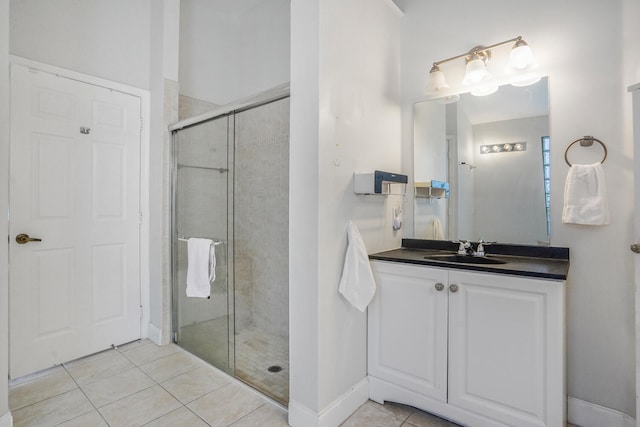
177;319;289;405
234;326;289;406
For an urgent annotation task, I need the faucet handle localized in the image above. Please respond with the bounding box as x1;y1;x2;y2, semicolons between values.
475;239;495;256
454;240;469;255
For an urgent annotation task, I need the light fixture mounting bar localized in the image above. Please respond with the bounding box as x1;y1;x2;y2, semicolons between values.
432;36;523;67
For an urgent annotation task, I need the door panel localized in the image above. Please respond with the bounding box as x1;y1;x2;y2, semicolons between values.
10;63;142;378
34;133;75;218
34;248;75;337
369;261;448;402
92;244;126;323
448;270;562;427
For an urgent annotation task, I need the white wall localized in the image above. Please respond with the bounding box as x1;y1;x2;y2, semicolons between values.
9;0;151;90
179;0;290;105
0;0;10;423
236;0;290;100
179;0;238;104
317;0;402;410
290;0;402;422
398;0;635;418
290;0;320;414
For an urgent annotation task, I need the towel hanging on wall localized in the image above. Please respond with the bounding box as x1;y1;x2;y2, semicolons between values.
338;221;377;312
562;163;610;225
430;217;445;240
186;238;216;298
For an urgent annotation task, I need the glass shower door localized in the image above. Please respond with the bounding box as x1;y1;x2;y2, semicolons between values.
233;98;289;405
173;114;233;374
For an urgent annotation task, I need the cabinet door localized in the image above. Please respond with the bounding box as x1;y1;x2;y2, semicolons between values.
369;261;448;402
447;270;564;427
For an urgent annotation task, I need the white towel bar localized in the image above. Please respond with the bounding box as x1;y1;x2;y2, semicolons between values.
178;236;225;246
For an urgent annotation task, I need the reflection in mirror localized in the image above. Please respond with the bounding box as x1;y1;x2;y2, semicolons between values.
413;77;549;245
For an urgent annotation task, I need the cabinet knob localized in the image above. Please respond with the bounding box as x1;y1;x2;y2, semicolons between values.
449;284;459;293
435;283;444;291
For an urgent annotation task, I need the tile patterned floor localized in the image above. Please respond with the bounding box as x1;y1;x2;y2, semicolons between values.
341;401;580;427
341;401;462;427
8;340;580;426
9;340;288;427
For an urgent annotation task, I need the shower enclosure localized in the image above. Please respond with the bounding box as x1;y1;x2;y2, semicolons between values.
171;88;289;405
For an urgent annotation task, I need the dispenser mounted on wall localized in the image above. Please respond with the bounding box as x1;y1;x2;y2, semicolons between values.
353;170;408;195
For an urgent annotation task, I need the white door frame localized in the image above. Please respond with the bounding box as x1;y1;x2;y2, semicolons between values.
9;55;151;340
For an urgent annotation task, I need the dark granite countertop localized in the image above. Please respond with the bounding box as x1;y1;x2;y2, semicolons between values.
369;239;570;281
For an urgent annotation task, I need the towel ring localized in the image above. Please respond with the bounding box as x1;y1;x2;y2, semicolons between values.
564;136;607;167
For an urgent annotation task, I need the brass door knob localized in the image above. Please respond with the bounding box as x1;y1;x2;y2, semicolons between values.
16;234;42;244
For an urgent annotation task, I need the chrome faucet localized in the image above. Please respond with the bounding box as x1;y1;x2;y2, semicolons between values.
456;239;495;257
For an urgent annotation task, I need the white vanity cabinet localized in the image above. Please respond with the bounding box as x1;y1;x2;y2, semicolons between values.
368;260;565;427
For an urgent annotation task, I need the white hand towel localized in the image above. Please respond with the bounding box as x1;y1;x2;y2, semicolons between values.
338;221;377;312
562;163;610;225
186;238;216;298
431;217;445;240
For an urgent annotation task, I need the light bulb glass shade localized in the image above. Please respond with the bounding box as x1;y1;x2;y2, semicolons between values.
463;54;490;85
509;39;534;70
425;65;449;93
471;84;498;97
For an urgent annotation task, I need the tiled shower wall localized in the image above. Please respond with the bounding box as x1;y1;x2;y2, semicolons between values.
234;98;289;340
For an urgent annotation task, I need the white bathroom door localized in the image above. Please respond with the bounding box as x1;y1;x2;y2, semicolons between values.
631;82;640;427
9;64;142;378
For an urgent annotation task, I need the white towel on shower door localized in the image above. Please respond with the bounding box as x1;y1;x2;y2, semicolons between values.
338;221;377;312
186;238;216;298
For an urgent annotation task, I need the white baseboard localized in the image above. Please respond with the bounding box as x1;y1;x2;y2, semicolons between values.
288;378;369;427
146;322;162;346
0;411;13;427
568;396;636;427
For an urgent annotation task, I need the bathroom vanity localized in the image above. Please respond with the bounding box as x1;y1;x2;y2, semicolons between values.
367;239;569;427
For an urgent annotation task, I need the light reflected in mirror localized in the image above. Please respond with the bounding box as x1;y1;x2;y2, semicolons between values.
413;77;550;245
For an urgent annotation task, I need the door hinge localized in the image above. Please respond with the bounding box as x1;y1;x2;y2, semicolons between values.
138;211;143;224
140;117;143;132
139;305;144;319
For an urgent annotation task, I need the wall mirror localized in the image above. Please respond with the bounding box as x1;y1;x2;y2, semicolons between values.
413;77;550;245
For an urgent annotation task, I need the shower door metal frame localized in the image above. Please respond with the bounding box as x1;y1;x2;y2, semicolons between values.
169;83;290;378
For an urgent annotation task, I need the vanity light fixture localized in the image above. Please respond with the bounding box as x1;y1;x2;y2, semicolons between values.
426;36;538;99
480;142;527;154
